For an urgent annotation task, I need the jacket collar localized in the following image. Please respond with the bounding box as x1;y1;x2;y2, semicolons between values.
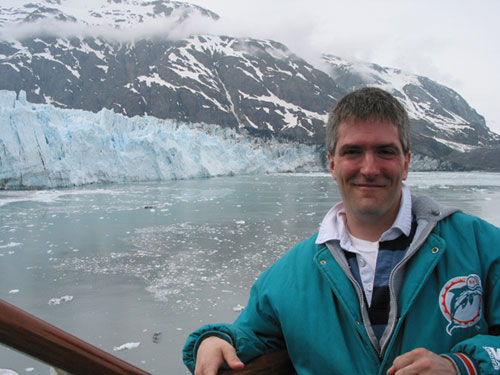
316;184;413;247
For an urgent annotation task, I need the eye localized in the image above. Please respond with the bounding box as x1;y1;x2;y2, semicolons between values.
377;147;398;157
380;149;395;155
341;147;362;156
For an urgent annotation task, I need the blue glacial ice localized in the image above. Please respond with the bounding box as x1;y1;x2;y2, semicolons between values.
0;90;324;189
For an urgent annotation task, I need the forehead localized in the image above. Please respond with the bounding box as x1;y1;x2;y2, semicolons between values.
337;118;402;147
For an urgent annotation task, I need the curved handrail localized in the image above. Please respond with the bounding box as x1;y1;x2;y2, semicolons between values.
0;299;150;375
218;349;295;375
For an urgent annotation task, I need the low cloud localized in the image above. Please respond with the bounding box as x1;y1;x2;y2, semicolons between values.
0;9;219;43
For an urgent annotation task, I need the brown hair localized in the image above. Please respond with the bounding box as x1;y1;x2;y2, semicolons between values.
326;87;411;155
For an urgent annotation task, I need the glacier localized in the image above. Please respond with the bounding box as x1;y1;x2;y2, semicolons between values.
0;90;324;189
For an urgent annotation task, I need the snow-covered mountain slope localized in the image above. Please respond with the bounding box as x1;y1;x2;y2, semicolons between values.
0;0;219;31
322;55;497;152
1;0;499;172
0;33;345;143
0;90;323;189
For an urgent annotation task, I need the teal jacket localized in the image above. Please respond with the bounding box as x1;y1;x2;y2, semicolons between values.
183;195;500;374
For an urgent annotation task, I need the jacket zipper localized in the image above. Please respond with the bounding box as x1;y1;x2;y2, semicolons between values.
379;220;436;356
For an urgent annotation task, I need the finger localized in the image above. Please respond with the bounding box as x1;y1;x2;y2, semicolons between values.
221;344;245;370
195;337;230;375
387;348;457;375
195;355;225;375
390;351;417;371
387;348;426;375
194;361;219;375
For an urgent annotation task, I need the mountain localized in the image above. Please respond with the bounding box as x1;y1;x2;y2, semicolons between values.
321;55;500;169
0;0;220;29
1;0;499;172
0;34;345;144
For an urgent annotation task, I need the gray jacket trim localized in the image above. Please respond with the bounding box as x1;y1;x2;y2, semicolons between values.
325;193;460;355
379;194;460;354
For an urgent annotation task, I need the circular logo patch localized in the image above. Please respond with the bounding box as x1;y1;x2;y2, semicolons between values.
439;274;482;335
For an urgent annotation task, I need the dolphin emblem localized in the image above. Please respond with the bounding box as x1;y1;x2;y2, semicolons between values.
445;275;482;335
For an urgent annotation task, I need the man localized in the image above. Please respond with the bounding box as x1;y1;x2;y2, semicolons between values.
183;88;500;375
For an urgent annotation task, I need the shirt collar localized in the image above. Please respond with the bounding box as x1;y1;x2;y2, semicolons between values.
315;184;412;246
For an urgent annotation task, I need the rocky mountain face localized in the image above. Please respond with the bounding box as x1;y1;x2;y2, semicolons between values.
322;55;500;170
0;35;345;144
1;0;499;171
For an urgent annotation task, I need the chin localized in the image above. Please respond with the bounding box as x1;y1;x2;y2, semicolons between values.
356;207;385;217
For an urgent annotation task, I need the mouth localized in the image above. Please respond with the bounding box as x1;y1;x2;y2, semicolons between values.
353;183;386;188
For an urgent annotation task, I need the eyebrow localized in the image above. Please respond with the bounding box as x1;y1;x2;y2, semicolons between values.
339;143;401;150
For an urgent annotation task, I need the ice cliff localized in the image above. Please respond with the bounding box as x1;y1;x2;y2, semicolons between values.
0;90;323;189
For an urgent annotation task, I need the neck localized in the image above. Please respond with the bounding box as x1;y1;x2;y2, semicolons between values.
345;214;394;242
345;199;401;242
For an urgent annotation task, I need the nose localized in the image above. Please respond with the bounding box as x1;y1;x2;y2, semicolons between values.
360;151;380;177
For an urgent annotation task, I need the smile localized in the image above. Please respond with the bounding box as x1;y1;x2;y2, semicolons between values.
353;183;387;188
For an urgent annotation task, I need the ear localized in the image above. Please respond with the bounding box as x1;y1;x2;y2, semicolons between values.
328;152;337;180
402;152;411;180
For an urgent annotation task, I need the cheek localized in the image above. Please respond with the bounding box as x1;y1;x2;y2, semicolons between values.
335;162;358;181
380;160;407;178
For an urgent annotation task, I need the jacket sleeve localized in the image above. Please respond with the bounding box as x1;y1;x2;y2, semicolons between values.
442;216;500;375
443;334;500;375
182;271;286;374
445;274;500;375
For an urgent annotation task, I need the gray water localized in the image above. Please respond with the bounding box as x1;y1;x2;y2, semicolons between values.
1;172;500;374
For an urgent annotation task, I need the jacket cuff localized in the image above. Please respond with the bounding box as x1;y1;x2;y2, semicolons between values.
441;353;478;375
183;324;235;373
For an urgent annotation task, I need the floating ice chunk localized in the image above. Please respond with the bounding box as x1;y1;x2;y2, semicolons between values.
233;304;245;312
0;242;22;249
113;342;141;351
0;370;21;375
8;289;19;294
48;295;74;305
235;220;245;225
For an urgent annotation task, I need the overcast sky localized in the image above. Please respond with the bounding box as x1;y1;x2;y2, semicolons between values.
186;0;500;133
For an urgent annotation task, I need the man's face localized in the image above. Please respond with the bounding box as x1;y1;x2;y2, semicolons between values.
328;117;411;224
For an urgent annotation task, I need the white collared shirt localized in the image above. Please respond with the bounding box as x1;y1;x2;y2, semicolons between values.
315;184;412;304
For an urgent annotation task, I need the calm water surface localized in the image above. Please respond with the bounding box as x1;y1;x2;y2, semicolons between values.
1;172;500;374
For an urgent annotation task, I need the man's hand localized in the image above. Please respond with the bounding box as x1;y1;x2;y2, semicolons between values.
387;348;457;375
194;336;245;375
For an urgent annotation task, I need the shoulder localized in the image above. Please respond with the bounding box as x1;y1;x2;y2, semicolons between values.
436;212;500;275
411;193;500;234
256;234;323;283
440;211;500;235
411;193;459;222
276;234;322;265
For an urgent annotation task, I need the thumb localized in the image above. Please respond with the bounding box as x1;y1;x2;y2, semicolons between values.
221;345;245;370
